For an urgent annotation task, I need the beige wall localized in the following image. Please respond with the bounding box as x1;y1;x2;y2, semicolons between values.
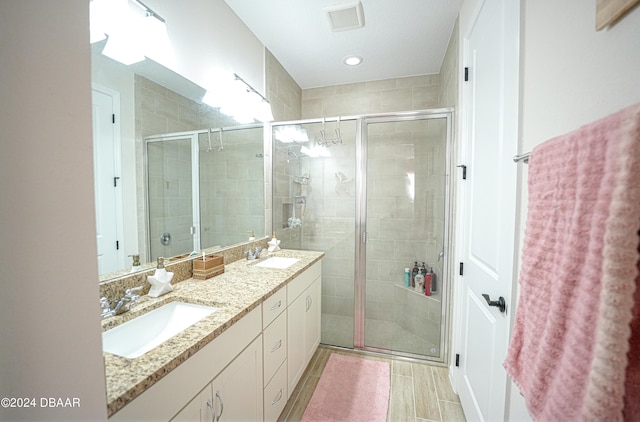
302;74;441;118
265;49;302;122
0;1;108;420
439;19;459;109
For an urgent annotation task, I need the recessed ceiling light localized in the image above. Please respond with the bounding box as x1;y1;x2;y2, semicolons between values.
344;56;363;66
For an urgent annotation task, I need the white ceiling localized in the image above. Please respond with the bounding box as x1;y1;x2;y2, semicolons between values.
223;0;462;89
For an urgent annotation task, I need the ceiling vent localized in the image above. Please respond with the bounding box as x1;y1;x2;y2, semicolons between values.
325;1;365;32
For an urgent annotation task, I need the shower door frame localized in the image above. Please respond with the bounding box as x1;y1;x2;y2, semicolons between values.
354;109;454;363
144;132;201;261
271;108;454;362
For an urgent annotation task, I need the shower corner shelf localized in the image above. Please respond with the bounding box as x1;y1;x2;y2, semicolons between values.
394;283;441;302
293;176;310;185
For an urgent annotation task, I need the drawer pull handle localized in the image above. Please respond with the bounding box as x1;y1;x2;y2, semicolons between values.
215;391;224;421
271;300;282;311
271;339;282;352
272;388;283;406
206;399;215;422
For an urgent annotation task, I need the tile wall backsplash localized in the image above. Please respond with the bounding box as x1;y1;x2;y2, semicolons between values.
99;238;269;305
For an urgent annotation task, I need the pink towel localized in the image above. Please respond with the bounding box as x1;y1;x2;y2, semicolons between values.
504;103;640;421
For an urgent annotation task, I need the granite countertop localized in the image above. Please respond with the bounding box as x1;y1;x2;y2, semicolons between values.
103;249;324;417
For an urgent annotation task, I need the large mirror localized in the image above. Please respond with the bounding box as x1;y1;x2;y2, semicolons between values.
91;40;266;282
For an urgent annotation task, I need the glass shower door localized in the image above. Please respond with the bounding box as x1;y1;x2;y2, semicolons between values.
360;115;449;359
271;119;358;349
147;135;197;262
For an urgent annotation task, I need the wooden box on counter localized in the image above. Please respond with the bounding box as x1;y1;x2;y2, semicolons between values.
192;254;224;280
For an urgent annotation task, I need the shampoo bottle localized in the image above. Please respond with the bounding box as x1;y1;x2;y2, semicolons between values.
430;267;437;293
411;262;419;288
414;270;425;293
404;268;410;287
424;268;432;297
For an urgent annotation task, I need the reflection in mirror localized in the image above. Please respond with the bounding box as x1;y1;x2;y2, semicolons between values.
146;125;265;264
92;41;266;282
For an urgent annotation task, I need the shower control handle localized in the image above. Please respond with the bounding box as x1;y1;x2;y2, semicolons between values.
482;294;506;313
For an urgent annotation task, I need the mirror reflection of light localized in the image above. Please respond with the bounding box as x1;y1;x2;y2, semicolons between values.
91;0;172;66
275;126;309;143
300;144;331;158
203;73;274;123
406;172;415;201
142;16;174;67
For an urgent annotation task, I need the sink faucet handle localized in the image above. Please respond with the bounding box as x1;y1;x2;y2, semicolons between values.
125;286;144;296
100;297;111;312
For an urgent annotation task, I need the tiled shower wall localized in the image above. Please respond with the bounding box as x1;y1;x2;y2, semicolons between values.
199;128;264;248
301;75;441;119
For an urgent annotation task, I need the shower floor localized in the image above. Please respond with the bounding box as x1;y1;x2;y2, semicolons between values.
321;313;440;359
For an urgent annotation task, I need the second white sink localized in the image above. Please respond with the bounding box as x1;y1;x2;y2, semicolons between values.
102;301;216;358
254;257;300;269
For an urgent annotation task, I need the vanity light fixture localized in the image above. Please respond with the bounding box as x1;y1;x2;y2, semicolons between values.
91;0;171;66
343;55;363;66
203;73;274;123
131;0;165;24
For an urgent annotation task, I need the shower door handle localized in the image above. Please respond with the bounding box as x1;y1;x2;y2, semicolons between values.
482;294;506;313
362;232;368;243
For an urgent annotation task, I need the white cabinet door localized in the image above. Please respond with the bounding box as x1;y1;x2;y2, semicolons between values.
287;289;307;396
304;278;321;361
213;336;264;422
171;383;213;422
287;275;322;396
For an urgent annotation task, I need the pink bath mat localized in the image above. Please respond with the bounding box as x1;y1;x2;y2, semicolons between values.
301;354;390;422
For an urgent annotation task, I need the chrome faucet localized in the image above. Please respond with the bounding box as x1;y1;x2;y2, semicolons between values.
100;286;143;318
246;247;263;260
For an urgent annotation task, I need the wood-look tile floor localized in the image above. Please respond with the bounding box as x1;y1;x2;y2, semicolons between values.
278;345;467;422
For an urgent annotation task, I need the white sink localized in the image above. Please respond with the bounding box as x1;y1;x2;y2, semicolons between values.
102;302;216;358
254;257;300;269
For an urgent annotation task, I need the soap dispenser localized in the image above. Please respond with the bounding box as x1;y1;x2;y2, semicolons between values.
147;257;174;298
129;254;141;272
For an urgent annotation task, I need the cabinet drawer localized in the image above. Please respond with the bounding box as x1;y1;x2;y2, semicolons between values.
263;311;287;384
262;287;286;329
264;361;288;422
287;261;321;306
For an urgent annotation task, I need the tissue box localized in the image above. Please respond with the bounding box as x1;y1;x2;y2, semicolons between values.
193;254;224;280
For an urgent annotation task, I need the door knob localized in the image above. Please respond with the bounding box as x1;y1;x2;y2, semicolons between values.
482;294;506;313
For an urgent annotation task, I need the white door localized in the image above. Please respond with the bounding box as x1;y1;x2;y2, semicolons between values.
455;0;520;420
92;87;124;274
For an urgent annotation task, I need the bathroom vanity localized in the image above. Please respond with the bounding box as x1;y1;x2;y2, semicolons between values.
103;250;323;421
